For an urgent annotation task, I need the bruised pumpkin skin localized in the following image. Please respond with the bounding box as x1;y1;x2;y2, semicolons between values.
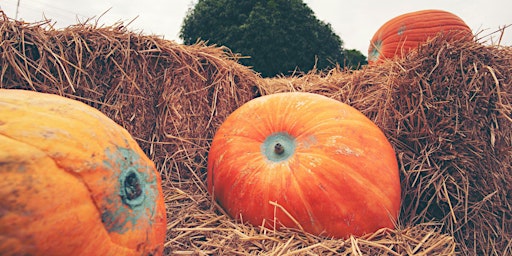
207;92;401;238
368;9;472;64
0;89;166;256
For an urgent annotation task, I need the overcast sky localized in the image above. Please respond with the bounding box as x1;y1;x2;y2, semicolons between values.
1;0;511;54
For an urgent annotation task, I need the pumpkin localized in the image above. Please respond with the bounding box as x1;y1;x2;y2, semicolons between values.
207;92;401;238
0;89;166;255
368;9;472;64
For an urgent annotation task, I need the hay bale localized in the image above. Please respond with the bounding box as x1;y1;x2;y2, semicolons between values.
260;35;512;255
0;12;260;183
165;181;456;255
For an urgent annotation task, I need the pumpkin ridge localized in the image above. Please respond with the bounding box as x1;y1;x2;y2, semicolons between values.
260;164;281;227
380;29;470;50
0;137;114;253
292;154;395;236
302;118;379;137
294;158;349;230
286;163;320;231
0;104;106;161
3;138;117;242
49;159;109;233
297;150;395;211
0;93;120;136
215;156;266;213
292;112;378;140
222;115;270;142
396;27;471;38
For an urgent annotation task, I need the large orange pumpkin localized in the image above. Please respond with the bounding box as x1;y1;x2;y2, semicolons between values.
368;9;473;64
207;92;401;238
0;89;166;255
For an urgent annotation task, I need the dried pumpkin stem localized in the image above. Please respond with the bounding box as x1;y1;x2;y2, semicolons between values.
274;143;284;155
124;172;142;200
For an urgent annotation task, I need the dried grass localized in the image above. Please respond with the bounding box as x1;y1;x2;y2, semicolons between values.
163;177;456;255
1;11;510;255
0;11;259;182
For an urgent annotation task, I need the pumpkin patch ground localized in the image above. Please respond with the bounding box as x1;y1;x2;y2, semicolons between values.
0;12;511;255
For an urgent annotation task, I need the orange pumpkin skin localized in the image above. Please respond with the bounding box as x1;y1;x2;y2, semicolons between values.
368;9;472;64
207;92;401;238
0;89;166;255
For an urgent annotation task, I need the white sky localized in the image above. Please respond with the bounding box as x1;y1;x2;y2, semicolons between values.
1;0;511;55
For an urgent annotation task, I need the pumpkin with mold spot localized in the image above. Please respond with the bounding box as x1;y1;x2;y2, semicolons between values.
0;89;166;255
207;92;401;238
368;9;472;64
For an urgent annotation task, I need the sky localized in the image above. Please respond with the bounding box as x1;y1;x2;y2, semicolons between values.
1;0;511;55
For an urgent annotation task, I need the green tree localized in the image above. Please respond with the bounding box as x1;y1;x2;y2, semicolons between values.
342;49;368;70
180;0;357;77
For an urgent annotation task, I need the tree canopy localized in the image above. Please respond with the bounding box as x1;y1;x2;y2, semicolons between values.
180;0;366;77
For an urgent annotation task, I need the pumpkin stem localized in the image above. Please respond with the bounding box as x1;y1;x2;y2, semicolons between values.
274;143;284;155
124;172;142;200
262;132;295;162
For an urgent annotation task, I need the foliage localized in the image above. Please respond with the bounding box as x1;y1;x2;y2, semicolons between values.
180;0;365;77
343;49;368;69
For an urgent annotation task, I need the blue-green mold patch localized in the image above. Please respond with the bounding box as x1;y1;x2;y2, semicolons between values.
101;146;159;234
261;132;296;162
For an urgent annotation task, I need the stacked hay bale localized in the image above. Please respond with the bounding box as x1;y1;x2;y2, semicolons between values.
0;12;259;184
261;35;512;255
1;11;510;255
